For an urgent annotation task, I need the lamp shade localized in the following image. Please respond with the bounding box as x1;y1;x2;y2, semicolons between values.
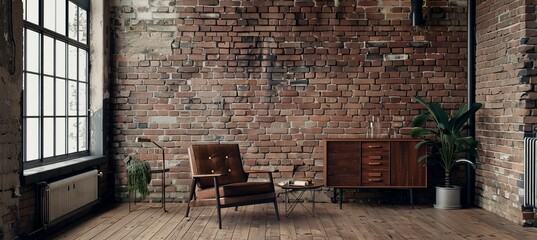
136;137;152;143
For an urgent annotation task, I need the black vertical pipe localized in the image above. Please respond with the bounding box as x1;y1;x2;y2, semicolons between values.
411;0;424;26
467;0;476;207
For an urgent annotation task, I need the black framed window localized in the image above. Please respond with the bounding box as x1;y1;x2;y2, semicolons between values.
23;0;90;166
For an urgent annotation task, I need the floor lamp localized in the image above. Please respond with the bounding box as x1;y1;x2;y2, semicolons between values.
136;137;168;212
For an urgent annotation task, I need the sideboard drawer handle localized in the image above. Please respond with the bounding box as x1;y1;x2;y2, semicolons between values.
368;162;382;166
368;145;382;148
369;156;381;160
368;172;382;177
368;178;382;182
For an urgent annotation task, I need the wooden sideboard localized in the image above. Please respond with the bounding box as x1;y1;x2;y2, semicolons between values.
323;138;427;208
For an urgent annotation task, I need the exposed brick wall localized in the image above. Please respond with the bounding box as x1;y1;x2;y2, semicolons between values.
110;0;469;202
0;0;22;238
475;0;537;223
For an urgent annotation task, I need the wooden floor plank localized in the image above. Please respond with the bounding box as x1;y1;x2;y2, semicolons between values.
265;204;281;240
70;204;149;240
164;204;205;240
46;203;537;240
197;207;229;240
124;202;182;240
247;204;267;240
293;208;314;240
279;206;298;240
49;203;128;239
231;205;254;240
180;205;216;240
315;204;343;240
213;206;243;240
352;205;381;239
107;204;162;240
85;203;158;240
466;209;529;238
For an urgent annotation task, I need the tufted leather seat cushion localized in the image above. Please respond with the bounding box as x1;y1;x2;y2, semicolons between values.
196;181;275;199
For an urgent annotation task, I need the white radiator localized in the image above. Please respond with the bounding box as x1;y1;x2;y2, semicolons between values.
44;170;98;223
524;137;537;207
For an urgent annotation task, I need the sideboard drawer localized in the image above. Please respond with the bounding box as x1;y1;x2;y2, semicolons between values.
361;142;389;161
361;170;390;186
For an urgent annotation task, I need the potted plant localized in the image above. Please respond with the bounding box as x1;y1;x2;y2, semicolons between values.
124;155;152;198
410;96;482;209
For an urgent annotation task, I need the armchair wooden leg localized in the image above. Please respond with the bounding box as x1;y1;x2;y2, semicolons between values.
267;172;280;220
216;204;222;229
234;206;238;211
273;199;280;220
185;179;196;218
213;176;223;229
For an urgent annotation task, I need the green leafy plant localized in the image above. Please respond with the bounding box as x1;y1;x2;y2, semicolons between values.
125;156;152;198
410;96;482;187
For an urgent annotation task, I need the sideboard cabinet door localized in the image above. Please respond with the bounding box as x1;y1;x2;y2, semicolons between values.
324;140;360;187
390;141;427;187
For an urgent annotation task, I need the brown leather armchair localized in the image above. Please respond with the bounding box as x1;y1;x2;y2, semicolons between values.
185;144;280;229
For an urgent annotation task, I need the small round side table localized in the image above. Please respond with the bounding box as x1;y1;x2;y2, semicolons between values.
277;182;323;217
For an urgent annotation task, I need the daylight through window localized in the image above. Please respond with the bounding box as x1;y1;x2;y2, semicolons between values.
22;0;90;164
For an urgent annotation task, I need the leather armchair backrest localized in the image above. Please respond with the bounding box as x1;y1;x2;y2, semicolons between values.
189;144;247;189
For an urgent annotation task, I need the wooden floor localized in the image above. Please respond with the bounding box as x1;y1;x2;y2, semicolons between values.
46;202;537;240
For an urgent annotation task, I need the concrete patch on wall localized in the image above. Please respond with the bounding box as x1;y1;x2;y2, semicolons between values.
383;54;409;61
148;116;177;124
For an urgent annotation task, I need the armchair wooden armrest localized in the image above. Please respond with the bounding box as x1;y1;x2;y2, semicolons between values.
192;173;227;178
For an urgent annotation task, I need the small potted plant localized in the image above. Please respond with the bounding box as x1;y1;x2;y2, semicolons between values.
410;96;482;209
124;155;152;198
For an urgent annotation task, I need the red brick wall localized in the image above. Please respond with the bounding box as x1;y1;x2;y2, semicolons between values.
475;0;536;223
110;0;468;201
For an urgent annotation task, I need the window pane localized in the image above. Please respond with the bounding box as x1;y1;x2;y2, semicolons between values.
26;30;40;73
56;0;66;35
79;83;87;116
43;76;54;116
68;45;77;80
43;36;54;75
56;40;66;77
78;118;87;151
68;2;78;40
43;0;67;34
24;0;39;24
25;73;40;116
44;1;57;32
79;8;87;43
56;78;66;116
79;50;87;82
68;117;77;153
56;117;66;155
44;118;54;158
68;80;77;115
25;118;40;161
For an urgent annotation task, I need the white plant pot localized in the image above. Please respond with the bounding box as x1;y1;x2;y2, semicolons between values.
434;185;461;209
